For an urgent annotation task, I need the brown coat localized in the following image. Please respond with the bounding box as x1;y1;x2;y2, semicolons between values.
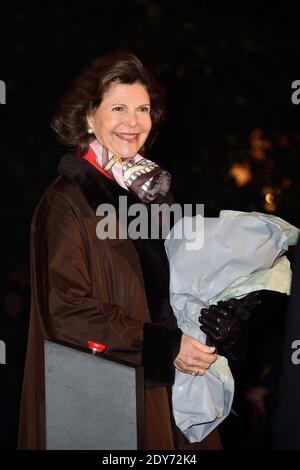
18;154;182;450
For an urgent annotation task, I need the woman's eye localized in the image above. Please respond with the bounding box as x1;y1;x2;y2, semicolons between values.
112;106;123;112
140;107;150;112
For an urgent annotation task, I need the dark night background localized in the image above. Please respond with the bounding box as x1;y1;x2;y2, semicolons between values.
0;0;300;450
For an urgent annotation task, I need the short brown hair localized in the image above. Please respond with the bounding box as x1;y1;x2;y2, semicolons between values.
51;50;166;155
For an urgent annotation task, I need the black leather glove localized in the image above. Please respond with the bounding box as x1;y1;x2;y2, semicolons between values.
198;291;261;366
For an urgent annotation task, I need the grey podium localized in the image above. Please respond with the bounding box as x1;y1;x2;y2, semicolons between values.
44;339;145;450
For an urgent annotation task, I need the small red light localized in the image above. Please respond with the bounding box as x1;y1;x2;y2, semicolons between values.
88;341;106;353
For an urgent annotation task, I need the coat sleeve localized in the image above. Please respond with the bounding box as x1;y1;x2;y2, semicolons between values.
43;189;143;353
41;189;181;385
142;323;182;386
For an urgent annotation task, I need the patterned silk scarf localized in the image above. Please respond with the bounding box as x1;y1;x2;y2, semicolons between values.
90;139;171;203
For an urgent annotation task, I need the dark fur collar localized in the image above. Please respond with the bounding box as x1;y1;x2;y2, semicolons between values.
57;153;142;212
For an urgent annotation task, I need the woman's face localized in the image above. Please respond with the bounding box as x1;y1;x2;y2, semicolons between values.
87;82;152;160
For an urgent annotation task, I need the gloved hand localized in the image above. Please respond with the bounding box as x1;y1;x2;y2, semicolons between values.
198;291;261;365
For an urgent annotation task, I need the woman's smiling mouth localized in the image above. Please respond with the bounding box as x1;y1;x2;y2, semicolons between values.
114;132;139;142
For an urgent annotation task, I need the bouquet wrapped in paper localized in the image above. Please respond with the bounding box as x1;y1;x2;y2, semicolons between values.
164;210;299;443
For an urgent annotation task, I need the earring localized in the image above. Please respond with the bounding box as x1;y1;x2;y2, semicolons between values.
87;128;93;134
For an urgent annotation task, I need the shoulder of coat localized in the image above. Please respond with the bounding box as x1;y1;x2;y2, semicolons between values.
32;175;83;221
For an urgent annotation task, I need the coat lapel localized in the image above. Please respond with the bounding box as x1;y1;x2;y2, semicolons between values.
57;153;177;328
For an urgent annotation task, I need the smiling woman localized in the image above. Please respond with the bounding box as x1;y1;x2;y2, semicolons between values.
18;50;219;450
51;50;165;156
86;82;152;160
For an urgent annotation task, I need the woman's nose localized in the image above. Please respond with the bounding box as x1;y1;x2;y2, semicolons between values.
124;111;138;127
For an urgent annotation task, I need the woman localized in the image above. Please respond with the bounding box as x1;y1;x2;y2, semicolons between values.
18;50;218;450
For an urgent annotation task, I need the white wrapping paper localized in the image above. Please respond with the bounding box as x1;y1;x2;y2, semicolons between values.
165;211;299;442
